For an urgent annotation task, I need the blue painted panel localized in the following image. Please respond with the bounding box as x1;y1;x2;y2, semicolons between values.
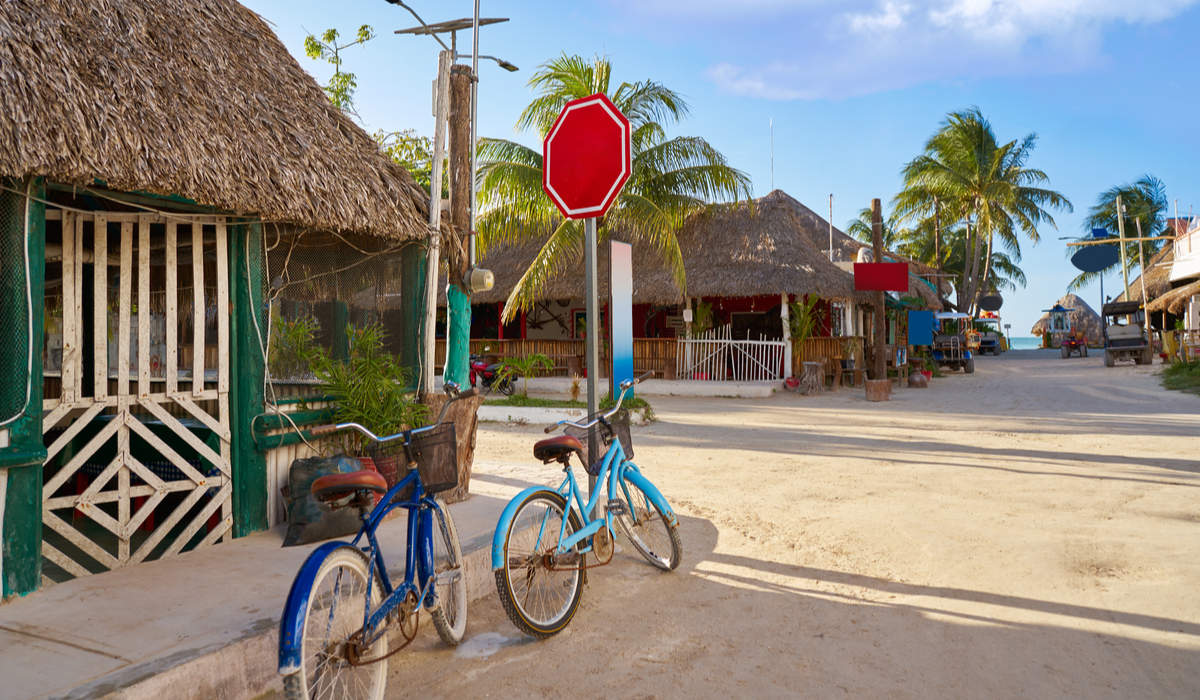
908;310;934;346
610;241;633;399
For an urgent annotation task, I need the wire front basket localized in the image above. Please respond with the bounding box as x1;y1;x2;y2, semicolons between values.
565;409;634;464
368;422;458;500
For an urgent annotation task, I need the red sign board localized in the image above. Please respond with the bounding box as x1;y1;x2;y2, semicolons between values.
542;93;632;220
854;262;909;292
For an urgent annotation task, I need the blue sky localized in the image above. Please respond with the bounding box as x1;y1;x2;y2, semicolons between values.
241;0;1200;335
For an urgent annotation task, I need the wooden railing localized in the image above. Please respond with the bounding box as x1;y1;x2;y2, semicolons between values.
792;337;863;377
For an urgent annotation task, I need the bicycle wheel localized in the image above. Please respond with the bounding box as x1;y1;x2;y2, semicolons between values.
614;476;683;572
494;491;583;638
283;547;387;700
428;499;467;645
498;376;515;396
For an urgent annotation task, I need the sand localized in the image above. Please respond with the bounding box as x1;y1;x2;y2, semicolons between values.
385;350;1200;699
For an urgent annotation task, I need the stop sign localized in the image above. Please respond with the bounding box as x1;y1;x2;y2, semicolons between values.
542;93;632;220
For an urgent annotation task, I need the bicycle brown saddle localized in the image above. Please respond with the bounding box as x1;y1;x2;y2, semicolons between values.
533;435;584;465
311;470;388;502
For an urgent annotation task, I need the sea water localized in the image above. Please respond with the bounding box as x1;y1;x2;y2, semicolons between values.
1007;336;1045;350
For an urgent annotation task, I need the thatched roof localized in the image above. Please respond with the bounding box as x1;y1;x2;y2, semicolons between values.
1115;245;1175;303
1029;293;1104;343
462;190;872;306
1146;279;1200;315
0;0;432;239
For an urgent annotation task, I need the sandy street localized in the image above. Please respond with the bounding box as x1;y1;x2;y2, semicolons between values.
385;351;1200;699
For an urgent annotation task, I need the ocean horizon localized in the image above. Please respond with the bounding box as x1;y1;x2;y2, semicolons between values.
1007;336;1045;350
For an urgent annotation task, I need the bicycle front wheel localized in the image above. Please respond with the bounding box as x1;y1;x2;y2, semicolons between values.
283;546;387;700
494;491;583;638
614;476;683;571
428;499;467;645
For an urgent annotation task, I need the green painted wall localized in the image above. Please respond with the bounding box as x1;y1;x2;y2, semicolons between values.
229;223;268;537
1;177;46;598
397;244;427;383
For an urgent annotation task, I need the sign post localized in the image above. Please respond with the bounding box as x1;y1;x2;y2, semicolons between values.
542;93;632;498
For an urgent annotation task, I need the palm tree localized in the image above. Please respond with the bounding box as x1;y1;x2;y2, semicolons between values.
845;207;911;256
1066;175;1168;292
477;54;752;319
892;107;1071;314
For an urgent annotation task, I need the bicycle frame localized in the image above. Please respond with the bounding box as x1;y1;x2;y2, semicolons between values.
277;466;446;673
489;435;678;572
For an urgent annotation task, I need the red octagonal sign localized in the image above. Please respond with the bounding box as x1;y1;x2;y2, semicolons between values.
542;93;632;220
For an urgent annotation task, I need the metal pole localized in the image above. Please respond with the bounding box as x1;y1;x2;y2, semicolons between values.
1116;194;1130;300
584;217;599;501
423;50;451;393
871;199;886;382
468;0;480;267
828;194;834;262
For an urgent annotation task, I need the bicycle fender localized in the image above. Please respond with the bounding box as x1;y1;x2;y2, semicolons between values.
623;469;679;529
491;487;560;571
277;541;357;675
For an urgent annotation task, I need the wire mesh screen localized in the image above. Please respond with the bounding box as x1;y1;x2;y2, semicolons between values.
261;225;428;401
0;179;32;420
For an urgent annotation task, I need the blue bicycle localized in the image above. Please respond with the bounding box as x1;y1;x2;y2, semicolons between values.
277;384;476;700
491;374;682;638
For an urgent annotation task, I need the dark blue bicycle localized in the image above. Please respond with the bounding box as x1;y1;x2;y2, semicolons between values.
277;384;476;700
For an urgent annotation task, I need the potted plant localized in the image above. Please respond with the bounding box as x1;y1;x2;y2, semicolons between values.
840;337;859;370
302;323;428;485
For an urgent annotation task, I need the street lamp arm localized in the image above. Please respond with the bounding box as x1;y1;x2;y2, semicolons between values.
384;0;451;52
460;54;519;71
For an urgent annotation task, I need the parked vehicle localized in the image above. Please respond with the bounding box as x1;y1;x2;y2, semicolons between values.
469;354;514;395
975;316;1005;355
491;373;681;638
277;383;476;700
931;312;976;373
1101;301;1152;367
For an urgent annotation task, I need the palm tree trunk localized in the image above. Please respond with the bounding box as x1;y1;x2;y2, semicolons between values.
964;209;985;316
980;228;994;291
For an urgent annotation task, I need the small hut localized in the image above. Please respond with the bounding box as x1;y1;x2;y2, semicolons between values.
1030;294;1104;345
0;0;437;596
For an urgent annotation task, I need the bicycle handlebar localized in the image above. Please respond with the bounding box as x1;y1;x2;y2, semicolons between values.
543;371;654;434
309;383;479;444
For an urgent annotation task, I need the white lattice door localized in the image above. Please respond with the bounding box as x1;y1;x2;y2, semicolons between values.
42;212;233;579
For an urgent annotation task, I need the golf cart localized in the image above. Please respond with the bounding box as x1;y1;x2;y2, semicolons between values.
932;312;976;374
1044;303;1087;358
1101;300;1152;367
974;315;1005;355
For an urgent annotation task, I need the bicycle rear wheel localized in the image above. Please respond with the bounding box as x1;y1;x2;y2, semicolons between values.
494;491;583;638
614;476;683;571
283;546;387;700
428;499;467;645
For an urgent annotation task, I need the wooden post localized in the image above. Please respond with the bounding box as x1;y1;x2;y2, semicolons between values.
444;65;474;387
1116;194;1130;300
780;292;791;379
871;199;886;381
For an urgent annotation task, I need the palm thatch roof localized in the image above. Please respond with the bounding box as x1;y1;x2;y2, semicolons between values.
1029;293;1104;343
462;190;872;306
0;0;432;239
1146;279;1200;315
1115;245;1175;303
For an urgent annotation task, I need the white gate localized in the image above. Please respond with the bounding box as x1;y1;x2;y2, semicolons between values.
676;324;786;382
41;211;233;579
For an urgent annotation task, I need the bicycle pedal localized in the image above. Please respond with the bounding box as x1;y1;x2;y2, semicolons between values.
605;499;627;515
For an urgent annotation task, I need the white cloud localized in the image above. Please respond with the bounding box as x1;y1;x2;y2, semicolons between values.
606;0;1196;99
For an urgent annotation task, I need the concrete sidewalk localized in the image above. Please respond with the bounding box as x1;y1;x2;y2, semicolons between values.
0;460;562;700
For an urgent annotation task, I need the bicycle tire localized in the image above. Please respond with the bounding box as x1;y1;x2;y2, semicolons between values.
428;499;467;645
494;490;584;638
283;546;387;700
614;476;682;571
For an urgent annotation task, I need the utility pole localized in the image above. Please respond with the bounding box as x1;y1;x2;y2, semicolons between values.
1116;194;1130;300
443;62;474;386
423;50;451;394
871;199;886;382
828;194;834;262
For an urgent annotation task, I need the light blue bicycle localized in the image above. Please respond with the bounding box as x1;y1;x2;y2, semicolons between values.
491;373;682;638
